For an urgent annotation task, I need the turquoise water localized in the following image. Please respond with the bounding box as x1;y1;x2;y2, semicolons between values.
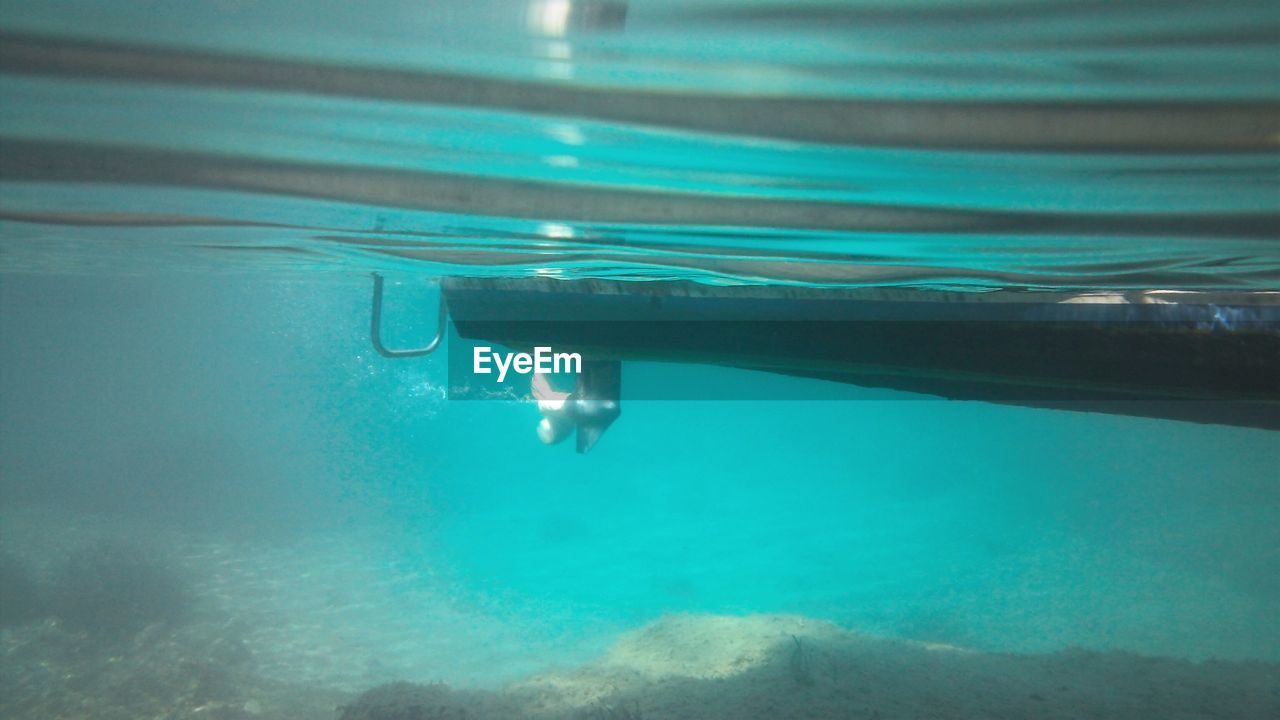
1;2;1279;718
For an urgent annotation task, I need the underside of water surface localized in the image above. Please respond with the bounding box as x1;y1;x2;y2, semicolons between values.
1;2;1278;719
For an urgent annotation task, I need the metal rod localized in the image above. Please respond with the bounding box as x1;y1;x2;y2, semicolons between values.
370;273;446;358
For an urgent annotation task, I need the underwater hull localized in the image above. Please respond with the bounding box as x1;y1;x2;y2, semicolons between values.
442;278;1280;430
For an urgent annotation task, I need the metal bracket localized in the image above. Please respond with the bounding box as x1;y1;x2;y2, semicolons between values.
370;273;446;358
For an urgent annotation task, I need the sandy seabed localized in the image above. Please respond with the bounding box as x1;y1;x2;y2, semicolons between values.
2;508;1277;719
364;612;1280;720
4;611;1279;720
